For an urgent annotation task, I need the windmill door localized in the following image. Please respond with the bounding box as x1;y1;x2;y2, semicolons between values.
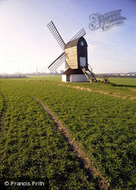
80;57;86;67
67;75;70;82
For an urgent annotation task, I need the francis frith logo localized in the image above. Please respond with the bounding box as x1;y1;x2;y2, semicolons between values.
89;9;126;31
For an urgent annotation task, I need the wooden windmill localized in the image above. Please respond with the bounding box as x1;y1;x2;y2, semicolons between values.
47;21;97;82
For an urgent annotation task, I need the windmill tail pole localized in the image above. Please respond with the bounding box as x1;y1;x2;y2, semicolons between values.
88;64;104;80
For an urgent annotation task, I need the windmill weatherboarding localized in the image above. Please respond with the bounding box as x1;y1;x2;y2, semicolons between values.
47;21;97;82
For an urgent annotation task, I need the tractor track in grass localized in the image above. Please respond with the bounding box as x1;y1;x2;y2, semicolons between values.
0;91;6;128
58;84;136;101
33;96;111;190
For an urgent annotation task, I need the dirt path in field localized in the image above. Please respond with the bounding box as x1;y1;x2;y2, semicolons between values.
33;96;111;190
130;88;136;92
58;84;136;101
0;91;6;128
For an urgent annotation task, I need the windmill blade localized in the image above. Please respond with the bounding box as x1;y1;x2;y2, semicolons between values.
69;28;86;42
48;52;65;72
47;21;65;50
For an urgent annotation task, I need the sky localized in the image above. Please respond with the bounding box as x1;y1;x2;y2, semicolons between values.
0;0;136;74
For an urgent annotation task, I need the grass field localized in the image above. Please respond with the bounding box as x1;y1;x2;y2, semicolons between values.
0;76;136;190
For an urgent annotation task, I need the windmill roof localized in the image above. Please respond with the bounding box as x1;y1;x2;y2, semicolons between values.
65;38;81;49
62;68;83;75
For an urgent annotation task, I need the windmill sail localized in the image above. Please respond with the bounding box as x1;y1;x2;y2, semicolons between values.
69;28;86;42
47;21;86;73
47;21;65;50
48;52;65;72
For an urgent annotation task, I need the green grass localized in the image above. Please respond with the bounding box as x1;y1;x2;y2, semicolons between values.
0;76;136;190
0;80;96;189
28;75;62;83
109;77;136;86
0;92;3;117
60;77;136;101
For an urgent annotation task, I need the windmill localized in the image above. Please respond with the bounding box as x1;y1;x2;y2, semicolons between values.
47;21;97;82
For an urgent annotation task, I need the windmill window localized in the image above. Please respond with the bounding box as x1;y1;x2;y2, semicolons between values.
81;41;84;46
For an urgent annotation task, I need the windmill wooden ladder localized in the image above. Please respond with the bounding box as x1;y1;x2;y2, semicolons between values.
81;65;98;82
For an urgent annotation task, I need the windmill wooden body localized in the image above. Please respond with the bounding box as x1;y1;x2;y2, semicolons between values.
47;21;97;82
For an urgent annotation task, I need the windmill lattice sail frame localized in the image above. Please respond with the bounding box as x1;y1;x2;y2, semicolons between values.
47;21;86;72
47;21;65;50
